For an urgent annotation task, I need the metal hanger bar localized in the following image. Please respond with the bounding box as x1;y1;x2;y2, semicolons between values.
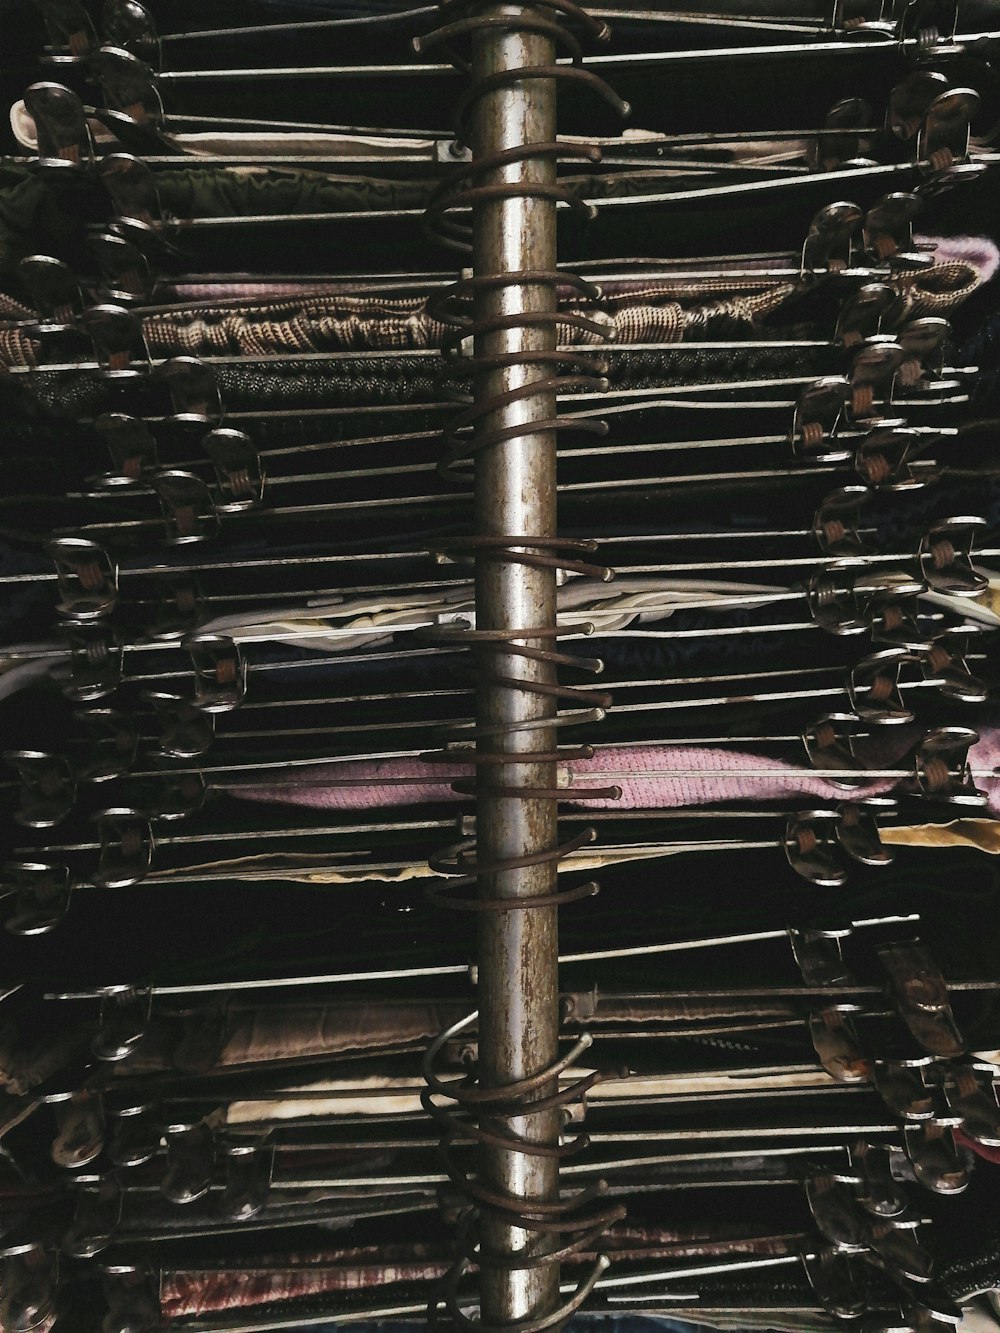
41;915;917;999
155;6;439;42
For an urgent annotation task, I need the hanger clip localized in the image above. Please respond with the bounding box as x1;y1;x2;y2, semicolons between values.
93;412;160;487
810;1004;872;1082
803;1245;872;1321
63;1176;123;1258
156;356;225;425
33;0;97;62
903;1121;969;1194
879;940;966;1059
785;811;850;886
203;428;265;512
93;808;154;890
46;537;120;620
152;470;221;544
800;202;863;278
0;1243;59;1333
101;1261;161;1333
103;0;161;66
3;750;76;828
184;634;248;712
162;1121;214;1205
91;231;154;305
847;649;914;724
220;1136;276;1220
918;517;987;596
93;984;153;1062
1;859;73;936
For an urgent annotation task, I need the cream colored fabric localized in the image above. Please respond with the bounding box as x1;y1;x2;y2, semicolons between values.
881;819;1000;854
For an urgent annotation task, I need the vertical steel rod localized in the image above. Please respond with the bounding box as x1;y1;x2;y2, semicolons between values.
471;4;563;1326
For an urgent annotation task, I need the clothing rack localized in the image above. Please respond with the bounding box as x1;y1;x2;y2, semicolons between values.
6;0;1000;1330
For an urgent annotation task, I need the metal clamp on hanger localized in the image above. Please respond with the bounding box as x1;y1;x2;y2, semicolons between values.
55;623;125;701
148;771;209;821
2;750;75;829
81;303;152;379
90;232;154;305
918;517;988;597
0;1242;59;1333
184;634;248;713
807;1170;875;1253
804;712;867;782
873;1048;937;1122
784;808;855;885
100;1262;160;1333
74;709;140;784
97;154;166;243
895;0;959;43
0;860;73;936
152;470;220;544
156;357;225;425
144;690;216;759
62;1176;123;1258
917;89;984;189
92;808;154;890
904;1121;969;1194
147;577;205;641
847;649;914;724
202;429;265;513
847;338;906;422
45;537;120;620
915;640;988;705
803;1245;872;1322
22;81;94;174
101;0;161;67
878;940;967;1060
89;47;163;127
909;726;985;804
92;413;160;487
31;0;97;63
106;1100;160;1168
219;1137;276;1221
852;1140;910;1217
836;283;905;345
835;798;896;865
92;985;153;1061
938;1065;1000;1147
161;1121;214;1205
808;568;923;638
48;1084;106;1170
896;318;950;389
800;202;863;277
792;378;850;460
809;1003;872;1082
788;922;857;986
862;192;932;270
855;424;939;491
814;487;869;556
810;97;877;173
866;1215;935;1285
18;255;84;335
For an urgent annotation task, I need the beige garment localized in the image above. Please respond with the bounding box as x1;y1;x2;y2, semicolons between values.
881;819;1000;854
145;842;700;886
227;1068;834;1125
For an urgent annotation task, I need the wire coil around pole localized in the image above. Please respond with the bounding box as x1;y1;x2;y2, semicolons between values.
414;0;628;1320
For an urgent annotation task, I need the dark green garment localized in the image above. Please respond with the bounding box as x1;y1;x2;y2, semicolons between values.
152;166;441;218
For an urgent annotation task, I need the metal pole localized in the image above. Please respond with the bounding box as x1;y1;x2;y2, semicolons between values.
471;5;563;1325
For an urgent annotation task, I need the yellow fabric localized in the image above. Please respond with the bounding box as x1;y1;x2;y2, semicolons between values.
882;819;1000;854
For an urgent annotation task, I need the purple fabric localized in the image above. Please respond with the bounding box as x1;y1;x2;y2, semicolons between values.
226;730;1000;814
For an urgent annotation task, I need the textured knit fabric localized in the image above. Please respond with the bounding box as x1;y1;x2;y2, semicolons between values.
226;728;1000;813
